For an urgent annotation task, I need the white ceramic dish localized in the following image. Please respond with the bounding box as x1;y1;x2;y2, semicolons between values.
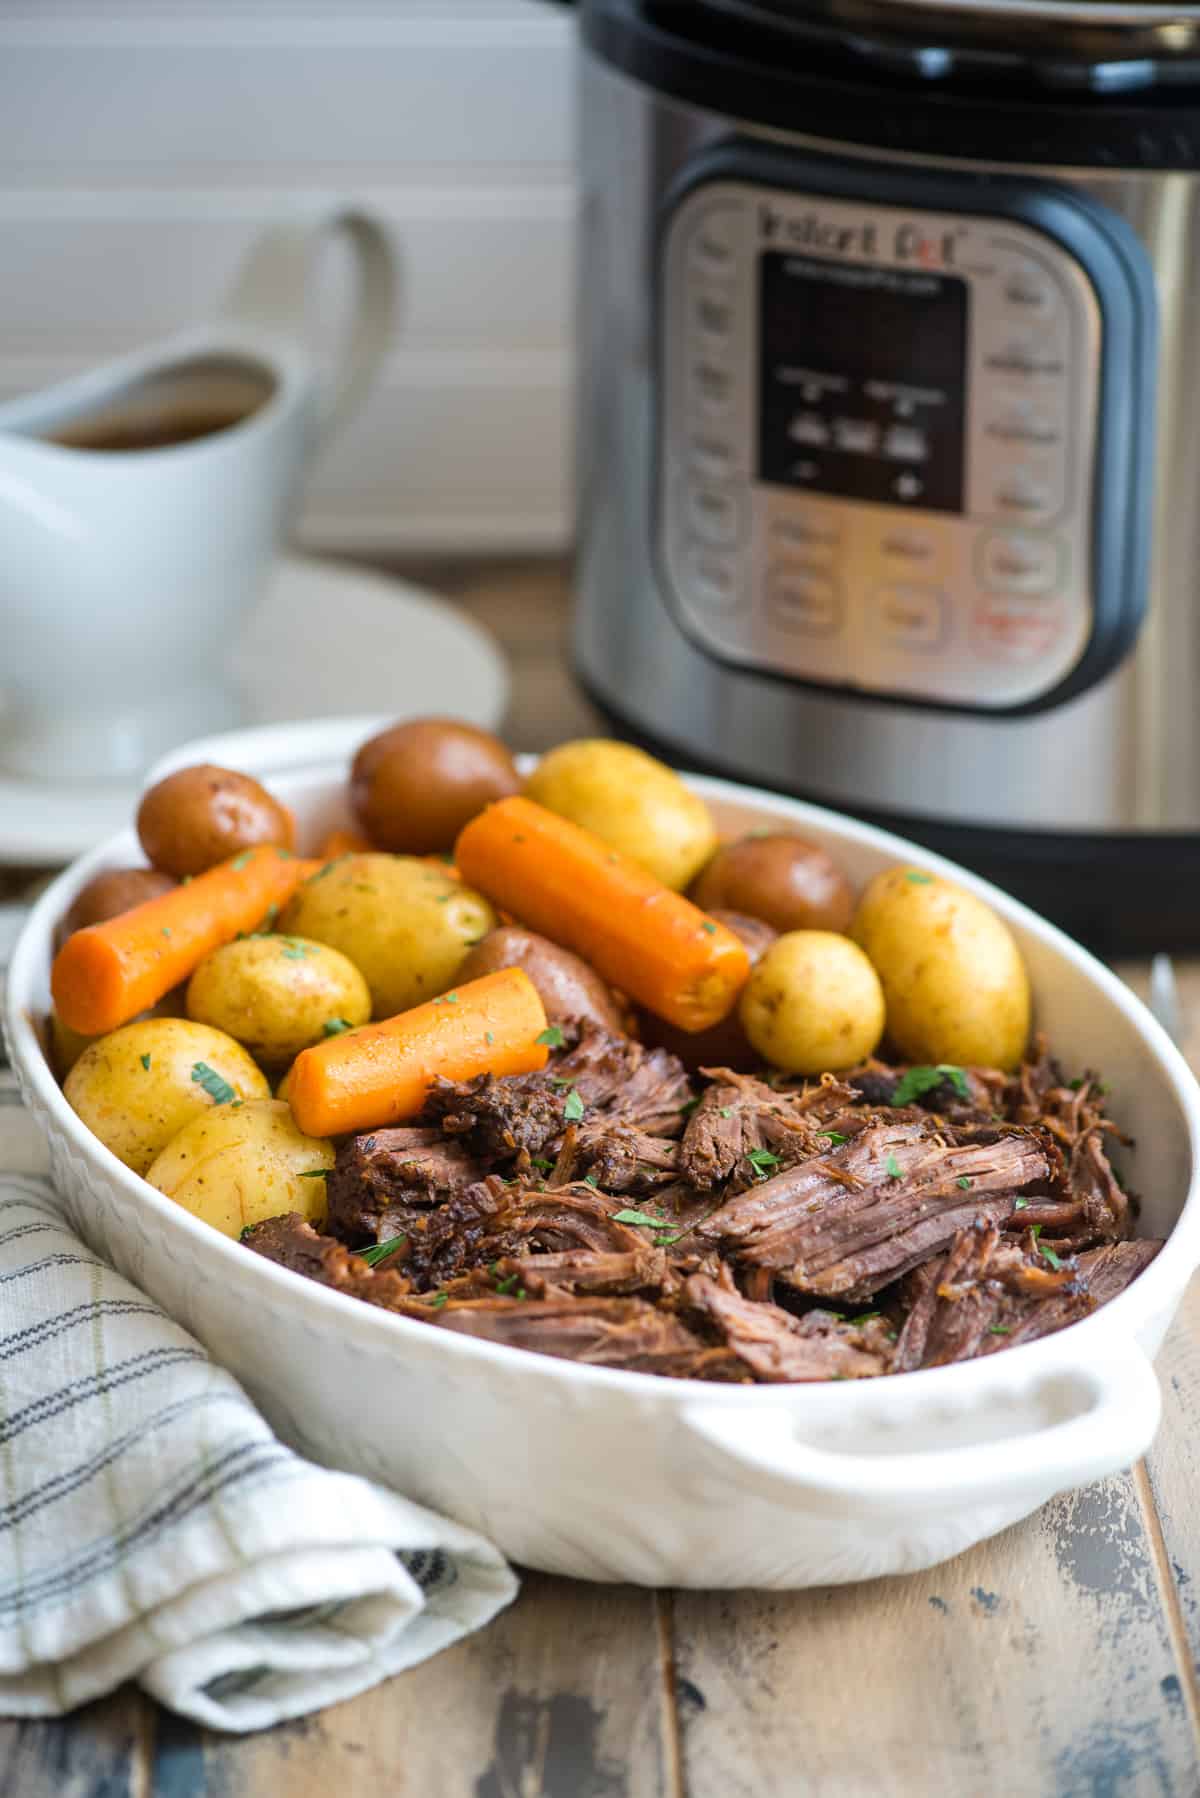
7;747;1200;1588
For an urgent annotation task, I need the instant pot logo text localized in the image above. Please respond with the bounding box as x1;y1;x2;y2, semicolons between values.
759;203;962;267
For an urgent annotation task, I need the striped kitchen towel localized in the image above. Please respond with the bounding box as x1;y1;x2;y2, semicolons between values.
0;907;517;1732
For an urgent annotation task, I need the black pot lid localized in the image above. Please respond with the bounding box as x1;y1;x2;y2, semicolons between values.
690;0;1200;84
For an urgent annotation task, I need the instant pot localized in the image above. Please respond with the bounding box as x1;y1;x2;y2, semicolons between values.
569;0;1200;949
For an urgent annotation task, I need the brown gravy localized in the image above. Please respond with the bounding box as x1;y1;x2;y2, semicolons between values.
43;354;276;454
51;410;250;452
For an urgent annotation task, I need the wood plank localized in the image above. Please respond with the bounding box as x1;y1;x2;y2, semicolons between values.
671;1473;1198;1797
1120;957;1200;1736
0;1687;149;1798
159;1574;669;1798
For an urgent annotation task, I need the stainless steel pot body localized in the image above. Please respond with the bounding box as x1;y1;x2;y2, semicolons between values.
573;46;1200;835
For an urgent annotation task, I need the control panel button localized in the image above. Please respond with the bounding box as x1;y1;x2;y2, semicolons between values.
978;531;1063;595
686;482;744;548
984;341;1066;379
986;405;1060;446
689;435;736;482
689;359;733;418
1003;267;1058;318
692;288;735;347
873;583;946;651
766;565;841;635
973;604;1062;663
683;544;742;612
880;528;937;566
686;208;740;281
770;510;841;555
992;470;1055;520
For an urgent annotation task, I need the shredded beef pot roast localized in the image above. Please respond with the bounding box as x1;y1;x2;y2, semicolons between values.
245;1026;1162;1382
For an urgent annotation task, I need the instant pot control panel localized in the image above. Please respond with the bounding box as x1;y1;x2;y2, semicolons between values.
656;148;1157;713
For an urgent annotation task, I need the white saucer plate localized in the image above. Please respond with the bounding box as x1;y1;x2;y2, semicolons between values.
0;554;509;866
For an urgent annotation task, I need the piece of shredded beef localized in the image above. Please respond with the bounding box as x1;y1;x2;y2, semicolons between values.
325;1127;484;1240
682;1271;891;1382
244;1030;1161;1384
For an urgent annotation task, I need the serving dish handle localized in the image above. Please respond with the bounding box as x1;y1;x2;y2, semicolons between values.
682;1343;1161;1519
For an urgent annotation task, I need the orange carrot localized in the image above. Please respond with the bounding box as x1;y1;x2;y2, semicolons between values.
455;796;750;1033
317;827;373;858
288;966;548;1136
52;846;305;1036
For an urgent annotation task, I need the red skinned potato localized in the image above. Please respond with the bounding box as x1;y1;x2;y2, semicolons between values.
690;833;855;935
137;764;294;879
636;909;777;1072
58;867;177;946
455;925;626;1036
351;718;520;854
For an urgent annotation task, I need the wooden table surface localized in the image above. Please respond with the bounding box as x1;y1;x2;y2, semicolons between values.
3;559;1199;1797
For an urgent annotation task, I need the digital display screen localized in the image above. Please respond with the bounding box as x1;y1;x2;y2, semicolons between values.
758;251;968;513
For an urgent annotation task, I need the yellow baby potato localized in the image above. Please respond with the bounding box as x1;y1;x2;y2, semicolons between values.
280;853;495;1018
63;1017;270;1175
738;930;885;1074
523;738;717;890
186;933;370;1066
851;866;1031;1071
145;1099;334;1238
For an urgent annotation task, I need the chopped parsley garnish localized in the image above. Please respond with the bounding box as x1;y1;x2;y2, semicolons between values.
140;1053;151;1071
495;1272;520;1295
563;1087;585;1123
957;1176;971;1190
906;871;934;884
161;927;171;939
281;941;317;960
536;1024;566;1049
442;991;459;1004
358;1236;407;1268
309;858;343;882
485;1031;495;1045
1030;1224;1063;1270
239;1225;253;1242
747;1147;782;1176
297;1169;328;1180
719;1106;733;1119
1014;1196;1030;1210
818;1130;847;1147
612;1207;666;1228
700;921;716;935
847;1311;880;1327
323;1017;353;1037
989;1326;1011;1336
890;1064;969;1106
230;850;253;870
1068;1077;1085;1091
430;1292;449;1308
191;1062;236;1105
654;1229;685;1246
583;1173;599;1188
531;1156;554;1173
886;1153;903;1180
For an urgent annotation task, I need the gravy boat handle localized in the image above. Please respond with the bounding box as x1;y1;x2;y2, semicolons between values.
221;205;397;445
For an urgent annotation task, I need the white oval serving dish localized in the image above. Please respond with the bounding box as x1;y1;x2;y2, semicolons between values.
6;731;1200;1588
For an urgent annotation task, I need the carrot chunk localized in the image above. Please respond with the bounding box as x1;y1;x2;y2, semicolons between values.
51;846;304;1036
454;796;750;1032
288;966;548;1136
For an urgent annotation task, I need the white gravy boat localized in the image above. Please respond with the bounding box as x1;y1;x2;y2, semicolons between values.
0;206;395;783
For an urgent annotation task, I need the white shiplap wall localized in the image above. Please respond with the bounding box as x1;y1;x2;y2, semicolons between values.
0;1;576;551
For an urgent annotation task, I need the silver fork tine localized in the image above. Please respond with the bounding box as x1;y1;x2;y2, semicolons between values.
1149;952;1183;1047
